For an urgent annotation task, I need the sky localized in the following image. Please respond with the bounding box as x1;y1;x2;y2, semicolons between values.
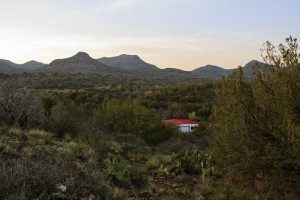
0;0;299;70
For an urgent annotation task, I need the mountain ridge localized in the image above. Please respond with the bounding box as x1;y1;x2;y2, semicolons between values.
98;54;159;71
0;53;266;80
191;60;265;79
0;59;46;72
39;52;115;73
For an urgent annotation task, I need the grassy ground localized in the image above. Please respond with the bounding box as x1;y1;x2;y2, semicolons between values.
0;127;258;199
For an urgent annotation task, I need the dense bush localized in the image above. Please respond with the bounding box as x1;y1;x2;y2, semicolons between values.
172;148;214;177
105;156;146;188
49;101;82;138
100;99;175;145
211;36;300;197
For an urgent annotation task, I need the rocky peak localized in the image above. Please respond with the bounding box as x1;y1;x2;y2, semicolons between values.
70;52;93;61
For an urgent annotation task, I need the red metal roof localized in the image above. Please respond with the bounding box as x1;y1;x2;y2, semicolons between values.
163;119;198;125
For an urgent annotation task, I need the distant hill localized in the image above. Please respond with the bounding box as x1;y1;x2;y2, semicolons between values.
0;59;46;72
162;68;190;74
0;59;19;67
20;60;46;70
191;65;229;79
160;68;195;78
0;61;17;72
242;60;266;78
191;60;265;80
98;54;159;71
0;52;266;82
40;52;114;73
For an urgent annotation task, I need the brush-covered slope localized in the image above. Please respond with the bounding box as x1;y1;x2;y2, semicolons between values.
40;52;114;73
192;65;229;79
98;54;159;71
20;60;46;70
0;59;46;72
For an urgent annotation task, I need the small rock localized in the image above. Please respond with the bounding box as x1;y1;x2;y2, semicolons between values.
56;183;67;193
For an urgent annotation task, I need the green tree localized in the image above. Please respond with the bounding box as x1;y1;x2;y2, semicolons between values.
210;36;300;196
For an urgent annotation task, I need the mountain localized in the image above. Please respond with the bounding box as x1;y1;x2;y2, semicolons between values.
0;59;19;67
242;60;265;78
191;61;266;80
20;60;46;70
40;52;114;73
0;52;266;81
0;61;17;72
162;68;190;74
98;54;159;71
191;65;229;79
160;68;193;77
0;59;46;72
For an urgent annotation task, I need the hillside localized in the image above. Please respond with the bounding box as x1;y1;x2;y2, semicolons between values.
0;61;18;72
192;60;265;79
242;60;266;78
39;52;115;73
0;59;46;72
20;60;46;70
98;54;159;71
191;65;229;79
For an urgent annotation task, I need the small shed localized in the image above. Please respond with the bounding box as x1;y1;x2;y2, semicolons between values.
163;119;198;133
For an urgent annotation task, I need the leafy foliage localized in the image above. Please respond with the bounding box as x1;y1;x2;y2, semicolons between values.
211;36;300;196
49;101;81;138
100;99;175;145
104;156;146;188
172;148;214;177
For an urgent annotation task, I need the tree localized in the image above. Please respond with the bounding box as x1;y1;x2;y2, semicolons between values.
210;36;300;197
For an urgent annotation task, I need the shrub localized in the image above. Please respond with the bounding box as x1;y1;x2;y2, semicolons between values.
105;156;147;188
172;148;214;177
145;154;172;170
49;101;81;138
0;83;44;128
101;99;175;145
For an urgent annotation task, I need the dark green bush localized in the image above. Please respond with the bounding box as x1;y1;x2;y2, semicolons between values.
101;99;175;145
49;101;81;138
105;156;147;188
172;148;214;176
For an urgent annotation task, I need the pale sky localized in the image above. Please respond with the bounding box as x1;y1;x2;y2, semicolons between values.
0;0;299;70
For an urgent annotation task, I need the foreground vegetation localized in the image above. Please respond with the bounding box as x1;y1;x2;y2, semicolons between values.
0;37;299;199
0;126;259;199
